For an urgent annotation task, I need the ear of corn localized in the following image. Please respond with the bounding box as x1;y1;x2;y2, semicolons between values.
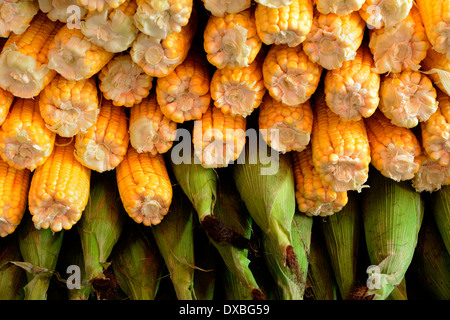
412;152;450;193
368;5;430;74
364;109;422;181
112;221;164;300
314;0;364;15
420;47;450;96
0;87;14;127
38;74;100;138
431;186;450;254
203;8;262;69
17;213;64;300
324;44;380;121
0;98;56;172
0;11;62;99
0;233;26;300
263;44;322;106
28;136;91;232
150;185;197;300
0;0;39;37
202;0;251;17
359;0;413;29
361;167;424;300
320;191;361;299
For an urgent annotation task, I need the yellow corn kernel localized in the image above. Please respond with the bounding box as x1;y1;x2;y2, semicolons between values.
193;105;246;168
38;74;100;138
116;146;173;226
28;136;91;232
314;0;365;15
365;110;421;181
203;8;262;69
80;0;138;53
211;53;266;117
311;91;371;192
130;12;197;78
368;4;430;74
0;88;14;127
0;11;62;98
47;25;115;80
302;9;366;70
258;93;313;154
77;0;126;12
324;45;380;121
202;0;251;17
292;145;348;217
421;89;450;167
255;0;314;47
0;0;39;37
0;98;56;171
379;70;438;128
156;50;211;123
262;44;322;106
420;47;450;96
129;92;177;155
0;158;31;237
74;99;129;173
359;0;413;29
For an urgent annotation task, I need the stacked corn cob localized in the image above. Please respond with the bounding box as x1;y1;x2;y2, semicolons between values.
0;0;448;302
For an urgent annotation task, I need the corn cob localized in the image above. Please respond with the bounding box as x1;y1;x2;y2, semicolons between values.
0;98;56;171
262;44;322;106
77;0;126;12
134;0;192;39
17;213;64;300
47;25;115;81
416;0;450;60
412;152;450;193
98;53;153;108
156;50;211;123
0;234;26;300
203;8;262;69
193;105;246;168
359;0;413;29
80;0;138;53
38;74;100;138
302;10;365;70
259;93;313;154
421;89;450;167
420;47;450;96
0;87;14;127
39;0;88;23
129;93;177;155
254;0;293;8
431;185;450;253
28;136;91;232
365;109;422;181
379;70;438;128
211;53;265;118
0;0;39;37
0;11;62;99
76;170;126;298
314;0;364;15
130;13;197;78
151;186;197;300
311;91;371;193
324;45;380;121
361;168;424;300
112;221;163;300
116;146;172;226
202;0;251;17
74;99;129;173
255;0;314;48
0;158;31;238
320;191;360;300
368;5;430;74
292;145;349;217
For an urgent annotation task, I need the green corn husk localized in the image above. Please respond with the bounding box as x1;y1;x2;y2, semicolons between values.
17;213;64;300
263;211;312;300
77;170;126;298
321;191;361;300
0;233;25;300
221;262;253;300
361;167;424;300
431;185;450;254
410;212;450;300
305;224;338;300
232;142;299;276
387;278;408;300
112;221;164;300
151;186;197;300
